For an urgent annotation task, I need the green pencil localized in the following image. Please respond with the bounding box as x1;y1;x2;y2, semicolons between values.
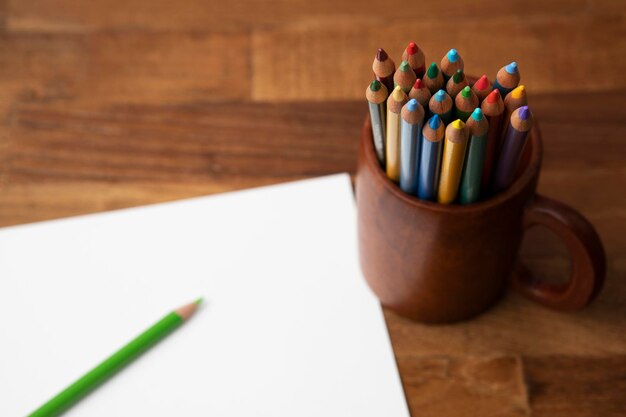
459;108;489;204
28;299;203;417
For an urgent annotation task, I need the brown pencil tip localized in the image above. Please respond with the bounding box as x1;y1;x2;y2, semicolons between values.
376;48;388;61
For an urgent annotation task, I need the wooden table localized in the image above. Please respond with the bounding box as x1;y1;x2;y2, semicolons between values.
1;1;624;416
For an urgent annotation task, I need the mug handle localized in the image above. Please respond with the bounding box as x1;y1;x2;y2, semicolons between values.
512;194;606;311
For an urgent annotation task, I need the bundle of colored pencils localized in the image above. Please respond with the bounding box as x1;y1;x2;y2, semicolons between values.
367;43;533;204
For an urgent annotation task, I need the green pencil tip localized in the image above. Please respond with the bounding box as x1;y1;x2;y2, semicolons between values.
194;297;204;306
399;60;411;71
369;80;381;91
461;86;471;98
427;62;439;78
452;69;465;83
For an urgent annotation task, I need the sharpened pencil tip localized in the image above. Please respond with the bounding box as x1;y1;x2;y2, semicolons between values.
399;60;411;72
407;42;418;55
392;86;405;101
429;115;441;129
427;62;439;78
434;89;446;102
461;86;472;98
376;48;388;61
451;119;465;129
407;98;418;112
475;75;489;90
518;106;530;120
195;297;204;306
511;85;525;99
486;89;500;103
452;69;464;83
505;61;518;74
413;78;424;89
369;80;382;91
471;108;484;121
447;49;459;62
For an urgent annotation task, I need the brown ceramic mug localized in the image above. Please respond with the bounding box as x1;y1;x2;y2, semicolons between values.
356;115;605;323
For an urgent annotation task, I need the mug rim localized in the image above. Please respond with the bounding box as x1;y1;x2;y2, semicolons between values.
361;115;543;213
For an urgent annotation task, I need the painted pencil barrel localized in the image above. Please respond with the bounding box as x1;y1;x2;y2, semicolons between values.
459;108;490;204
385;87;409;182
417;115;445;201
368;101;386;165
399;120;421;194
491;106;533;193
480;89;505;194
386;111;401;181
438;120;469;204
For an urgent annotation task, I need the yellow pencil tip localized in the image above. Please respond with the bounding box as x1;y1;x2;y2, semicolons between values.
511;85;525;99
451;119;465;129
392;86;405;101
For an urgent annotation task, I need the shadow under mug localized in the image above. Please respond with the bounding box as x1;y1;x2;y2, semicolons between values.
356;114;606;323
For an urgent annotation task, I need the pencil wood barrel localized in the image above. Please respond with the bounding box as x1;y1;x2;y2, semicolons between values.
356;114;606;323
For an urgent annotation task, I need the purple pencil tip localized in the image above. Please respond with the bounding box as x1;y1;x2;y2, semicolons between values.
518;106;530;120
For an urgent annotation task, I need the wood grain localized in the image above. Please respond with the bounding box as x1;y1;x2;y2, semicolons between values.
0;1;625;415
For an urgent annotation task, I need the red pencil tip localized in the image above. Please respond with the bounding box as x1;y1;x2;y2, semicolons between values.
413;78;424;89
407;42;418;55
486;89;500;103
475;75;489;90
376;48;388;61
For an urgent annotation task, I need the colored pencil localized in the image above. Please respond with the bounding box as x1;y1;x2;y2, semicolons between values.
440;48;464;82
27;299;203;417
503;84;528;126
454;86;478;122
491;106;533;193
402;41;426;78
366;79;389;166
423;62;445;94
372;48;396;94
438;119;469;204
493;62;520;98
408;78;432;114
479;89;505;193
386;86;409;182
394;60;417;94
459;108;490;204
471;74;492;103
417;115;445;201
399;99;425;194
446;69;469;99
429;89;453;124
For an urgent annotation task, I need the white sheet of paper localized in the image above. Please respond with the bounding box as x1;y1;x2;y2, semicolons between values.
0;174;409;417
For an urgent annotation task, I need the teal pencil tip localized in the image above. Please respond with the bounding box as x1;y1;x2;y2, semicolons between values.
471;108;484;121
429;115;441;129
447;48;459;62
505;62;518;74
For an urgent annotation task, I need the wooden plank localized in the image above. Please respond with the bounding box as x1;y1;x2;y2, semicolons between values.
0;32;250;108
6;0;623;32
398;355;529;417
252;14;626;100
525;355;626;417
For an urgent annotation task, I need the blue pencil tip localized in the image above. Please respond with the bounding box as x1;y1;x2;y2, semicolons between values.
429;115;441;129
518;106;530;120
471;108;484;121
434;89;446;102
505;62;518;74
447;48;459;62
407;98;418;112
